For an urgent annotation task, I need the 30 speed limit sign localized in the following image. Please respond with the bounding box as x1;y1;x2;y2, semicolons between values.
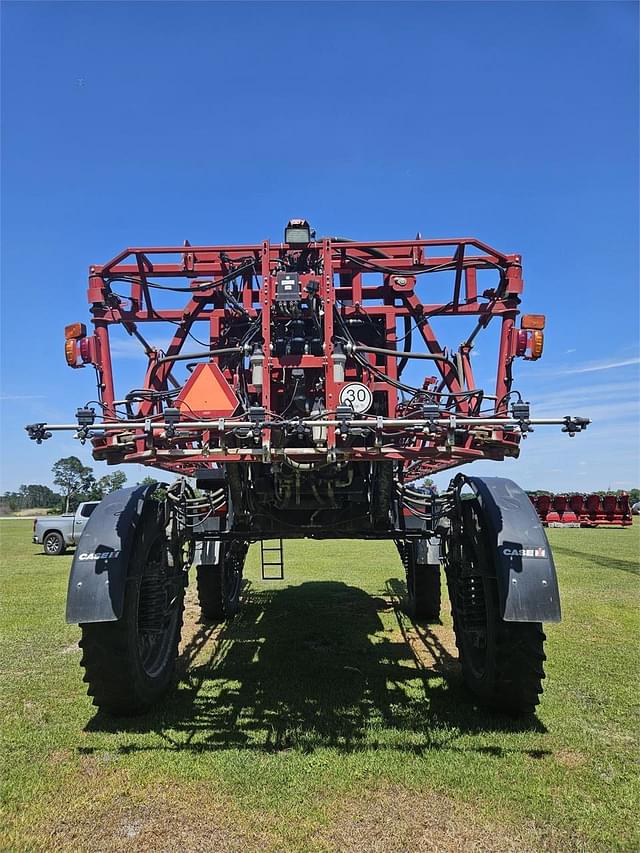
338;382;373;414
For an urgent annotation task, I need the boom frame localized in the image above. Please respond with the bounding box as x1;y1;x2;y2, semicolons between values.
30;234;586;478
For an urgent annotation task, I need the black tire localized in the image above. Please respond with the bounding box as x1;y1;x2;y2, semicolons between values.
444;499;546;715
371;462;394;529
407;559;441;621
196;564;225;621
78;503;185;715
196;543;246;622
43;531;66;556
396;541;441;621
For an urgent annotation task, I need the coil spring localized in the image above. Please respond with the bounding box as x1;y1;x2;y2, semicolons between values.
139;574;166;634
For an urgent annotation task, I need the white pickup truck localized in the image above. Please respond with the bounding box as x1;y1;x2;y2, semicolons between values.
33;502;99;555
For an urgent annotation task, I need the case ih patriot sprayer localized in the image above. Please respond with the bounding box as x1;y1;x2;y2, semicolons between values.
27;220;589;716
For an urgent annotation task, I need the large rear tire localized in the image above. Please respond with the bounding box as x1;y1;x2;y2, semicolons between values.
444;498;546;715
78;503;185;715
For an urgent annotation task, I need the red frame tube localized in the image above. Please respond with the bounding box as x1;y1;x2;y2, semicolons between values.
76;235;529;476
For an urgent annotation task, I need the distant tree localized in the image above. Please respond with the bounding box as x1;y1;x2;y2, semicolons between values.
137;475;170;501
21;484;61;508
139;476;159;486
52;456;95;513
0;491;20;511
96;471;127;497
407;477;436;494
1;485;62;511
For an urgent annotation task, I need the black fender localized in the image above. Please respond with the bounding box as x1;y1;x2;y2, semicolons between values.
65;485;156;624
464;476;561;623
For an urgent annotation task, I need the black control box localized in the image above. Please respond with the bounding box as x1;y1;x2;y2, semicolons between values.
276;272;301;302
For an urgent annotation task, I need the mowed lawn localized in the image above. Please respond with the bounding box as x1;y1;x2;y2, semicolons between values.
1;519;638;852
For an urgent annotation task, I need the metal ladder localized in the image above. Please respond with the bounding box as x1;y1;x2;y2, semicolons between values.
260;539;284;580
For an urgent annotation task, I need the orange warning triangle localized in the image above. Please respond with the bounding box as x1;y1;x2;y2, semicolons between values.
176;363;239;417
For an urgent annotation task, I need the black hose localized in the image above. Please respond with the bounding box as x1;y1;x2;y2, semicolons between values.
343;253;505;278
320;236;389;259
105;259;256;294
149;346;244;384
354;344;452;365
398;316;412;378
350;349;423;394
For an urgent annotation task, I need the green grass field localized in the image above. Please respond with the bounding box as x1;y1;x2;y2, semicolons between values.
1;519;638;852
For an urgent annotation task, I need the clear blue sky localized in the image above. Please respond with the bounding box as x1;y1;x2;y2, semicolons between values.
1;1;638;493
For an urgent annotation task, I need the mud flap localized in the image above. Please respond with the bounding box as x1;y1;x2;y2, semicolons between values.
65;485;155;624
465;476;561;623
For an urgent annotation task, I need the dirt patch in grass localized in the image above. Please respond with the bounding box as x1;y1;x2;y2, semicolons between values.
48;749;72;766
176;588;224;675
555;749;587;769
181;585;202;635
315;784;564;853
29;780;572;853
42;782;274;853
388;601;459;678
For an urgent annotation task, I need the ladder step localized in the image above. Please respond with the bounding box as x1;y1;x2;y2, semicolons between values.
260;539;284;580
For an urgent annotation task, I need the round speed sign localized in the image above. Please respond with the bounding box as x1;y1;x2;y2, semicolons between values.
339;382;373;414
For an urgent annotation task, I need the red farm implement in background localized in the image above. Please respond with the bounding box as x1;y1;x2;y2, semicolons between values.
530;493;632;528
28;219;589;717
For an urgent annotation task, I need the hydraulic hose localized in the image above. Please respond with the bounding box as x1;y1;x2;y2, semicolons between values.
149;346;244;385
320;236;389;259
397;315;412;378
353;344;452;365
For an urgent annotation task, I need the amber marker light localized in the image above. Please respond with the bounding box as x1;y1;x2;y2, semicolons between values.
521;314;546;330
530;330;544;359
64;322;87;340
64;339;78;366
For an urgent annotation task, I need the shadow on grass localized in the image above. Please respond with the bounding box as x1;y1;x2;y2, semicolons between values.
551;544;639;576
84;579;546;754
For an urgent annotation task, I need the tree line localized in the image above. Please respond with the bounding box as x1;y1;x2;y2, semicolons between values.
0;457;155;515
2;460;638;516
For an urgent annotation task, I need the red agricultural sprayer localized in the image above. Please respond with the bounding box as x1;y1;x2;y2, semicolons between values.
28;220;589;716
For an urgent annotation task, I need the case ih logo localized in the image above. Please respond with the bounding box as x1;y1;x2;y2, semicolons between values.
78;550;121;561
502;547;546;558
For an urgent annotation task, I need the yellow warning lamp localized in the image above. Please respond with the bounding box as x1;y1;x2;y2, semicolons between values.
518;314;545;360
529;330;544;359
521;314;546;330
64;323;87;367
65;323;87;339
64;339;79;367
